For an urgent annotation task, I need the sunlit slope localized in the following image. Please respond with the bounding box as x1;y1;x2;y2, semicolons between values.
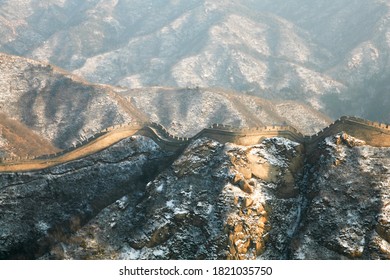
122;87;331;136
0;113;59;158
0;52;146;150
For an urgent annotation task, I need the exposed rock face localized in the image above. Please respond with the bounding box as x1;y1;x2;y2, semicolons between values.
290;133;390;259
40;136;305;260
34;133;389;260
0;130;389;260
0;135;175;259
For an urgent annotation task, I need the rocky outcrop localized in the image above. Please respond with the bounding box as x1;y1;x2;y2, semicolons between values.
34;132;390;260
40;136;305;260
290;133;390;259
0;135;176;259
0;125;389;260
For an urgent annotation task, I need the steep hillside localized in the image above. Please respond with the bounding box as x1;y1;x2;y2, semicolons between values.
0;113;59;158
258;0;390;122
0;0;389;121
49;136;304;260
0;135;175;259
291;133;390;259
0;53;331;157
121;87;331;136
1;127;388;260
0;117;389;260
42;133;390;260
0;52;145;152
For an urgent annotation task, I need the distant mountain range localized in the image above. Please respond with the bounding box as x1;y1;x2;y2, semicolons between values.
1;0;389;122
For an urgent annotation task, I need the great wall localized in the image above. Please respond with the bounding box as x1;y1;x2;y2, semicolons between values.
0;116;389;172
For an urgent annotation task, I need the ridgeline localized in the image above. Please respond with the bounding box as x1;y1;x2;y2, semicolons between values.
1;116;389;172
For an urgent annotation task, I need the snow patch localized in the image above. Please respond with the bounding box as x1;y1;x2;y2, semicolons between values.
166;200;175;208
119;246;141;259
250;138;299;167
153;249;165;257
35;221;50;234
207;205;213;214
156;183;164;192
174;208;188;215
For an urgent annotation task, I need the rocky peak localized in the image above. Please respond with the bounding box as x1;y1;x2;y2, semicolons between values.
34;135;305;260
0;124;389;260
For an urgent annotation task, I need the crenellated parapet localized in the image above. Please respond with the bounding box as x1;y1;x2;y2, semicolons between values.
303;116;390;153
197;123;305;145
0;116;389;170
339;116;390;129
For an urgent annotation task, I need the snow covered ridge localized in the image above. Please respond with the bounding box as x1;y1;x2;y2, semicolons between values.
0;116;389;168
40;128;390;260
1;119;389;259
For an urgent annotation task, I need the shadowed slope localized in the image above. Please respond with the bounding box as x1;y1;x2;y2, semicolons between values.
0;113;59;158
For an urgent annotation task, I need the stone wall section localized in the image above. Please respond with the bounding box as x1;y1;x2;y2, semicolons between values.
0;116;389;169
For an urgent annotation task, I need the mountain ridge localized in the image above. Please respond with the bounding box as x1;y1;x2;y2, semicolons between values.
1;116;389;173
1;0;389;121
0;52;332;158
0;2;389;260
1;127;389;260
